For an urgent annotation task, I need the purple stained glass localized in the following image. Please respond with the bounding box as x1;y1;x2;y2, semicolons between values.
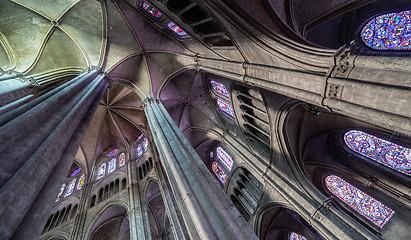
119;153;125;167
216;147;233;171
137;133;143;141
344;130;411;176
64;178;76;197
217;98;235;118
107;149;118;157
108;158;116;173
167;22;188;37
142;2;162;18
137;144;143;157
55;184;65;202
210;80;229;97
70;167;81;177
361;10;411;50
289;232;307;240
98;163;106;180
143;138;149;151
325;175;394;228
212;161;228;185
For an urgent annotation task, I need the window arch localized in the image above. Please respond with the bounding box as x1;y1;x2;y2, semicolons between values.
289;232;307;240
212;161;228;185
361;10;411;50
325;175;394;228
217;98;235;118
344;130;411;176
107;148;118;156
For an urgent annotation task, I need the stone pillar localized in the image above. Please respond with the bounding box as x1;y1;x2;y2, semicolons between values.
144;98;257;240
128;154;150;240
70;182;94;240
0;68;108;240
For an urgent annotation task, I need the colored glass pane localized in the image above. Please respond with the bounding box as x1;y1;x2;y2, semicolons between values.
210;80;229;97
137;144;143;157
108;158;116;173
344;130;411;176
212;161;228;185
167;22;188;37
217;98;235;118
98;163;106;180
137;133;144;141
64;178;76;197
77;174;85;190
70;167;81;177
142;2;162;18
143;138;149;151
289;232;307;240
107;149;118;156
210;151;214;158
361;10;411;50
55;184;66;202
216;147;233;171
325;175;394;227
119;153;126;167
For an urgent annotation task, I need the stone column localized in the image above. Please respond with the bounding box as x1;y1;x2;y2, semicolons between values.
144;98;257;240
0;68;108;240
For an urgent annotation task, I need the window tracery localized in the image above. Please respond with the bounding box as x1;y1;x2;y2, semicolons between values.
64;178;76;197
137;144;143;157
119;153;126;167
217;98;235;118
216;147;233;171
212;161;228;185
55;184;65;202
211;80;229;97
289;232;307;240
70;168;81;177
325;175;394;227
142;2;163;18
108;158;116;173
361;10;411;50
77;174;85;190
344;130;411;176
143;138;149;152
98;164;106;180
107;149;118;157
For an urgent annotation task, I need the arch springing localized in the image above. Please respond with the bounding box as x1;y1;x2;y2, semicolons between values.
361;10;411;50
211;80;229;97
325;175;394;228
289;232;307;240
217;98;235;118
216;147;233;171
344;130;411;176
212;161;228;185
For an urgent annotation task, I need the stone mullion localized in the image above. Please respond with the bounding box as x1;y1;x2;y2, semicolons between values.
144;98;257;240
70;182;94;240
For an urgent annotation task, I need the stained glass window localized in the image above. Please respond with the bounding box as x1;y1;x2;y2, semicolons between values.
325;175;394;228
167;22;188;37
210;80;229;97
361;10;411;50
137;133;143;141
344;130;411;176
119;153;126;167
70;167;81;177
98;163;106;180
64;178;76;197
77;174;85;190
55;184;65;202
217;98;235;118
212;161;228;185
289;232;307;240
107;149;118;157
137;144;143;157
143;138;149;152
142;2;162;18
216;147;233;171
108;158;116;173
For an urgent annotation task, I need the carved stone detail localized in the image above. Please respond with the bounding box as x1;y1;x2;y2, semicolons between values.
326;84;344;100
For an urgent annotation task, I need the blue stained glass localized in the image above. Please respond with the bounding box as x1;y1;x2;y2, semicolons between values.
98;163;106;180
212;161;228;185
217;98;235;118
142;2;162;18
108;158;116;173
55;184;65;202
64;178;76;197
216;147;233;171
289;232;307;240
210;80;229;97
167;22;188;37
143;138;149;151
137;144;143;157
70;167;81;177
344;130;411;176
325;175;394;228
361;10;411;50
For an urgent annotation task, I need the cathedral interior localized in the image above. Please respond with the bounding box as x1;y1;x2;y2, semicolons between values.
0;0;410;239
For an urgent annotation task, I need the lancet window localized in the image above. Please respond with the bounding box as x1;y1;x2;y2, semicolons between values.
289;232;307;240
211;80;229;97
98;164;106;180
64;178;77;197
212;161;228;185
119;153;126;167
216;147;233;171
325;175;394;227
108;158;116;173
137;144;143;157
167;22;188;37
107;149;118;157
361;10;411;50
77;174;85;190
344;130;411;176
55;184;66;202
142;2;163;18
143;138;149;151
217;98;235;118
